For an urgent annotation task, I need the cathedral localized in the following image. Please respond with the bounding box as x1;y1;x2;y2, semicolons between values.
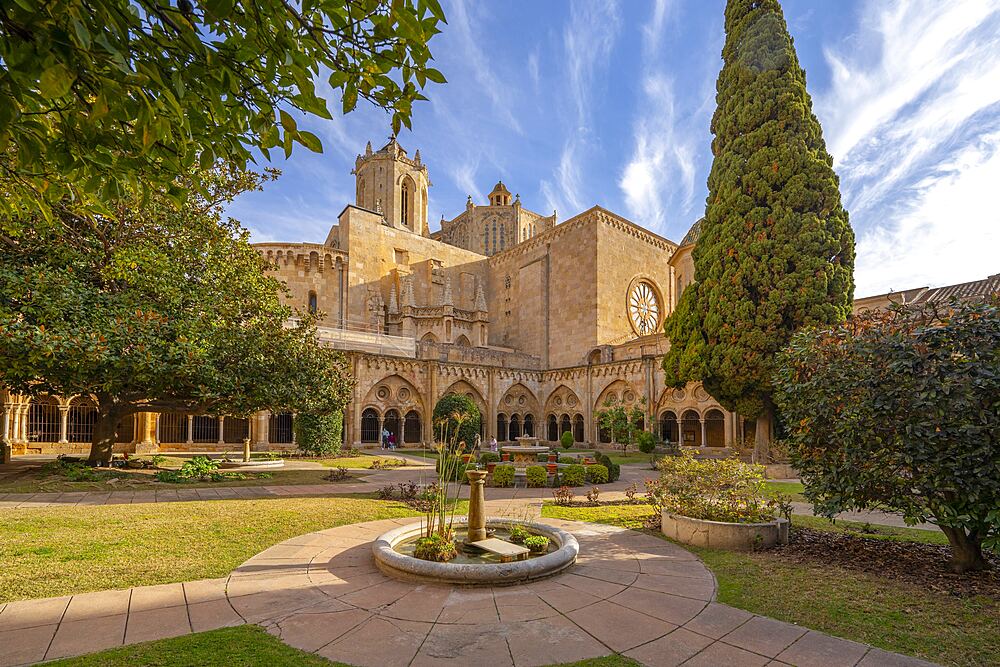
9;138;991;456
254;138;736;450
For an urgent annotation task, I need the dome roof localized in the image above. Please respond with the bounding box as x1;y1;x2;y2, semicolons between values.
489;180;511;195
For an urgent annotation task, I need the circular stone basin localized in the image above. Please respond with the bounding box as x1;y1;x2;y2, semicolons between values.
219;459;285;469
372;518;578;586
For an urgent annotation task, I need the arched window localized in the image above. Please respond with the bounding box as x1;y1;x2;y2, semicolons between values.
404;410;422;444
27;396;60;443
492;221;497;253
192;415;219;443
496;413;508;442
361;409;380;443
383;409;401;442
269;412;294;444
358;179;366;207
523;414;534;437
400;181;410;226
509;414;521;440
705;409;725;447
67;398;98;443
308;291;318;314
681;410;701;447
659;411;679;444
547;414;558;441
560;414;571;439
499;224;505;250
573;414;585;443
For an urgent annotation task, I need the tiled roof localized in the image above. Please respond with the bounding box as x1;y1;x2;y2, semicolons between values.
920;273;1000;304
678;218;703;247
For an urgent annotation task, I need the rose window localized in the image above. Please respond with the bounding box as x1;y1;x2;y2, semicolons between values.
628;281;661;335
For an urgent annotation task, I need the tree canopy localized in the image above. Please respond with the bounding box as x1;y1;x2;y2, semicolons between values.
0;167;354;462
775;298;1000;573
0;0;446;223
661;0;854;456
432;393;480;450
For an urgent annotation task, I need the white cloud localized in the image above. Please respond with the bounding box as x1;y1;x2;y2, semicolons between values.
447;0;523;134
618;1;705;234
814;0;1000;295
542;1;621;217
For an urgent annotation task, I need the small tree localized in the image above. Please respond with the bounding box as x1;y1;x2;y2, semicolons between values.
560;430;575;450
432;393;481;451
775;298;1000;573
595;398;646;454
636;430;657;468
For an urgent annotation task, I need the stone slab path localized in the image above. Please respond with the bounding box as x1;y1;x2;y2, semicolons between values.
0;517;938;667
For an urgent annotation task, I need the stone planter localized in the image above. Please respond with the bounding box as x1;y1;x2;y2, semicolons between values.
486;462;497;474
461;454;474;464
501;453;510;462
546;463;557;475
661;511;789;551
548;453;557;463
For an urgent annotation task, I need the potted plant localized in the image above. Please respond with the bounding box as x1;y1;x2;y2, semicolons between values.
461;453;474;464
524;535;550;554
486;461;497;474
546;461;557;476
548;452;557;463
501;452;510;462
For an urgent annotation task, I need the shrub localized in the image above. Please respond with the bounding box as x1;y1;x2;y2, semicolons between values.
775;297;1000;572
552;486;574;505
594;452;620;482
560;464;585;487
491;465;515;487
524;535;549;553
526;465;548;488
624;482;639;503
507;524;530;544
586;486;601;504
560;431;574;449
294;411;343;456
155;455;222;483
432;393;481;450
558;455;576;464
649;452;777;523
324;466;350;481
414;534;457;562
585;464;609;484
479;451;500;464
636;430;657;455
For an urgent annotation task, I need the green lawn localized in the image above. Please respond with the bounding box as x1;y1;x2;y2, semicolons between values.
541;503;997;667
763;480;806;502
44;625;641;667
0;466;359;494
312;455;415;469
0;496;420;602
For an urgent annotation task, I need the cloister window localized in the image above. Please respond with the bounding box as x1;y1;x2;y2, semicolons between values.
509;414;521;440
191;415;219;443
560;414;571;439
523;414;534;437
67;398;98;443
547;415;558;441
403;411;422;443
361;408;380;443
158;412;188;443
705;409;726;447
681;410;701;446
27;396;60;442
497;413;508;442
383;409;401;441
223;417;250;443
659;411;679;444
269;412;294;444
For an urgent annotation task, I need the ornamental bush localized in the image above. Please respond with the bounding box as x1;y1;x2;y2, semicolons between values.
492;465;515;488
775;298;1000;573
650;452;778;524
526;465;548;488
594;452;620;482
295;411;343;456
560;431;575;449
432;393;481;451
478;451;500;464
585;464;609;484
561;464;586;487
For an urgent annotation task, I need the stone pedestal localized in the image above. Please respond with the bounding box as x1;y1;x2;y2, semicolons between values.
465;469;488;542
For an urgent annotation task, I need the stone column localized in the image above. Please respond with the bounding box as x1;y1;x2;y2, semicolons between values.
700;418;707;448
186;415;194;445
58;406;69;443
724;412;735;448
252;411;270;451
217;416;225;445
137;413;159;454
1;405;11;464
465;469;488;543
18;404;29;444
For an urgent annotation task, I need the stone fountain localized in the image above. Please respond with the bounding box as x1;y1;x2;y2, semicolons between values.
371;468;579;585
501;435;549;468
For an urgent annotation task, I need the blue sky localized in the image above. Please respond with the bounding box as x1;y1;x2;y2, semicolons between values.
227;0;1000;298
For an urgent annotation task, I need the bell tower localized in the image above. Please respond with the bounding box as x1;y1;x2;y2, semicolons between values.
353;137;431;236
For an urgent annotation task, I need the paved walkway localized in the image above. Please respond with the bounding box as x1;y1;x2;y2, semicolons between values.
0;462;937;532
0;515;938;667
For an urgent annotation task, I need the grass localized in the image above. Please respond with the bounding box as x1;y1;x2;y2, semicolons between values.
44;625;642;667
541;503;998;667
0;495;419;602
313;455;415;469
45;626;341;667
0;467;358;494
763;480;807;502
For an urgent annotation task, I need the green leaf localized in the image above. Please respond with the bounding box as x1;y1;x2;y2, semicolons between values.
279;109;297;133
424;67;447;84
38;64;75;99
297;130;322;153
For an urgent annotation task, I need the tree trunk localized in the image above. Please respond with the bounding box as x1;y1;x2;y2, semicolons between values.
939;526;990;573
87;411;120;465
753;404;773;464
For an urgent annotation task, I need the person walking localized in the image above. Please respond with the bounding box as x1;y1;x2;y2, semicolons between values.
381;427;389;449
388;432;397;450
489;436;498;452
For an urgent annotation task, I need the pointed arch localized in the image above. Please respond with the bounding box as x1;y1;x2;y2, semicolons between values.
593;379;639;411
542;384;582;416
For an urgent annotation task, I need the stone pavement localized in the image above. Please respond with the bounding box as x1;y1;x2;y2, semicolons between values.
0;517;938;667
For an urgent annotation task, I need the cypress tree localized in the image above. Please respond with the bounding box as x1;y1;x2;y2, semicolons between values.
662;0;855;459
